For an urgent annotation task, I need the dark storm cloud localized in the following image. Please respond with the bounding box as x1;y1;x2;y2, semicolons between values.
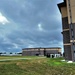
0;0;63;52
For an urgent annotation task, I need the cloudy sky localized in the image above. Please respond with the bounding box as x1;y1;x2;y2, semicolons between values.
0;0;63;53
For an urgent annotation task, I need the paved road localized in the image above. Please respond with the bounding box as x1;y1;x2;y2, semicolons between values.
0;57;46;61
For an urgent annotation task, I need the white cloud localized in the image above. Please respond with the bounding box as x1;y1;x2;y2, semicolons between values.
13;43;19;49
0;12;10;25
38;23;43;31
8;48;11;50
28;44;34;48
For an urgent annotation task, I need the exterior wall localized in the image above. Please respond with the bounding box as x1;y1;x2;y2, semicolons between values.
22;48;61;56
62;17;69;29
39;50;44;55
64;45;72;60
66;0;75;24
63;31;70;43
70;23;75;61
22;50;39;56
61;7;68;18
69;23;75;40
62;17;72;60
66;0;71;24
46;50;59;54
66;0;75;61
58;0;75;61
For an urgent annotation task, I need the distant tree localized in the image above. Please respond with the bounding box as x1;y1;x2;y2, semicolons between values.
10;52;12;54
0;52;2;56
15;53;17;54
4;52;6;54
18;52;22;54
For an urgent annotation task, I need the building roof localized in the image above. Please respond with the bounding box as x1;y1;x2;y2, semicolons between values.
22;47;61;50
57;0;66;12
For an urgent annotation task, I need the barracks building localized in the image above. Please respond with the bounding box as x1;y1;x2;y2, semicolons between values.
58;0;75;61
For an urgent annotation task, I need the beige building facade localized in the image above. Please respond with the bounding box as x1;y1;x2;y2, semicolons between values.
22;47;61;57
58;0;75;61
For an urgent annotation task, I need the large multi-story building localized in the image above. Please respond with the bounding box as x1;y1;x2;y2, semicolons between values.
22;47;61;57
58;0;75;61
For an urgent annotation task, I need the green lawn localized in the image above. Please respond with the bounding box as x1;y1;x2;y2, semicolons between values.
0;56;75;75
0;56;39;59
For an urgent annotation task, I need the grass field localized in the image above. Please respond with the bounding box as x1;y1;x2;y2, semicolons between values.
0;56;75;75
